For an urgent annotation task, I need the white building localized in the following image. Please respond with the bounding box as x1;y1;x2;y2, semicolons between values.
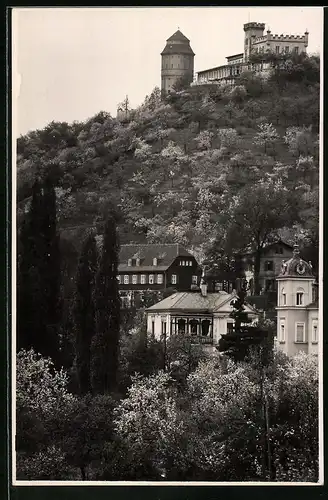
276;244;319;357
146;282;259;348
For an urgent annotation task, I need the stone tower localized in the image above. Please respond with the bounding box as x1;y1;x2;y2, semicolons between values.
161;29;195;93
243;22;265;62
276;244;318;357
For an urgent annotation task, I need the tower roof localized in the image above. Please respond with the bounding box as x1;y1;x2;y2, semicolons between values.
161;29;195;56
167;29;190;42
277;244;314;279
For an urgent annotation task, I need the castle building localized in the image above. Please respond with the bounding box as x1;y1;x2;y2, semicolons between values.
161;29;195;93
195;22;309;86
276;244;319;357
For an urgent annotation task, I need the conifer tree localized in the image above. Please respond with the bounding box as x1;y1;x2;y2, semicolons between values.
91;215;120;393
74;232;98;394
17;176;61;365
41;176;61;364
17;179;45;352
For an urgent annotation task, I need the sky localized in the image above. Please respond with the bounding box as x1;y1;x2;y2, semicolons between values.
12;7;323;137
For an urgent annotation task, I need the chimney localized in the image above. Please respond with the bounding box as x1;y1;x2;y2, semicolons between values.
200;280;207;297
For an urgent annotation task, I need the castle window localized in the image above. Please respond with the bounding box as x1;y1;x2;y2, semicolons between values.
294;46;299;54
124;275;129;284
149;274;155;285
285;46;289;54
157;274;163;284
141;274;146;284
296;291;304;306
151;319;155;335
312;322;318;343
171;274;177;285
295;322;305;343
132;275;137;285
275;46;280;54
279;320;285;342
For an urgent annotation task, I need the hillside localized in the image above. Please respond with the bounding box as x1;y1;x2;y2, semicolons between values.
17;53;319;274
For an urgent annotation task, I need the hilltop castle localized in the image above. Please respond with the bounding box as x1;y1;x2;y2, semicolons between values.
161;22;309;91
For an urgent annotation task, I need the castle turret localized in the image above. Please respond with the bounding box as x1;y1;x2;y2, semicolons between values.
243;22;265;62
161;29;195;93
276;244;318;357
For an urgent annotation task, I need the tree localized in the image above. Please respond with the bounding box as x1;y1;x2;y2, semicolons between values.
41;176;62;364
73;232;98;394
253;122;279;156
17;177;61;365
91;216;121;393
226;178;299;294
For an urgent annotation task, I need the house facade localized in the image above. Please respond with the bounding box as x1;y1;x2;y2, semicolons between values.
276;244;319;357
242;240;294;295
146;283;259;349
118;243;202;308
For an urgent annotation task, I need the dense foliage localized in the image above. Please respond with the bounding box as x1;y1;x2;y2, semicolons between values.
16;348;319;482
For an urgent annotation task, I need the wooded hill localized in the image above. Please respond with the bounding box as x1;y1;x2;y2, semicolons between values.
17;53;319;282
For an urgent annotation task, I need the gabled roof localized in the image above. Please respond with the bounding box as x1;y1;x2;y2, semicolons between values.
146;291;258;315
167;30;190;43
242;239;293;256
119;243;196;272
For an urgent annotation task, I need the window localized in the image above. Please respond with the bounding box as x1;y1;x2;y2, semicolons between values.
171;274;177;285
132;275;137;285
178;319;186;334
312;323;318;343
151;319;155;335
296;291;304;306
136;258;141;266
141;274;146;284
117;275;121;284
153;257;157;266
295;322;305;343
279;320;285;342
124;275;129;284
264;260;274;271
192;275;198;285
149;274;154;285
285;46;289;54
275;45;280;54
281;288;286;306
161;320;167;335
128;258;132;267
157;274;163;284
294;46;299;54
201;320;211;336
227;321;234;334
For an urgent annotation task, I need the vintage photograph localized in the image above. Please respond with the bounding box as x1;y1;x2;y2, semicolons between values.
12;6;322;484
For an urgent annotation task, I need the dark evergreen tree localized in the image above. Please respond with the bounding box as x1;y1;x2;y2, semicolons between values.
91;216;120;393
73;232;98;394
17;176;62;365
17;179;45;352
41;176;61;364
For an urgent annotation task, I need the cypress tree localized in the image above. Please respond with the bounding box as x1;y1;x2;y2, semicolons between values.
17;179;45;352
91;216;120;393
40;176;61;364
74;232;98;394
